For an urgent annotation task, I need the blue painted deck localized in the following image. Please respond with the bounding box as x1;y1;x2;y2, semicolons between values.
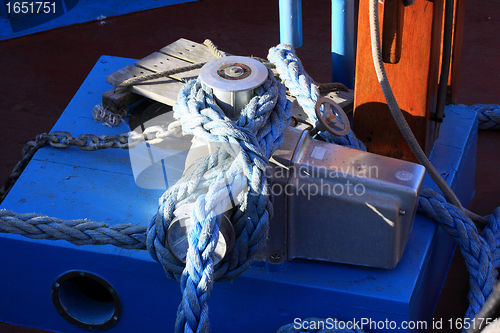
0;0;195;41
0;56;478;332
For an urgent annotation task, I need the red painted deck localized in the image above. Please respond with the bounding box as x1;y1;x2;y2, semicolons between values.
0;0;499;331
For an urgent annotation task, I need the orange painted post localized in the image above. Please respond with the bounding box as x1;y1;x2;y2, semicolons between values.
353;0;445;162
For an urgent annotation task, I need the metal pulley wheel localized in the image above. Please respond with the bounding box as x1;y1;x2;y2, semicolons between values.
198;56;268;119
310;97;351;137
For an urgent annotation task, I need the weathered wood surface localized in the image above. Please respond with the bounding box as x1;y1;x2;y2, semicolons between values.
382;0;404;64
160;38;218;63
107;38;354;118
353;0;444;162
102;88;143;112
449;0;466;103
106;38;217;106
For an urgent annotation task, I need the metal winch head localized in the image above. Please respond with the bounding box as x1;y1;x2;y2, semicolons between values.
164;56;267;266
198;56;268;119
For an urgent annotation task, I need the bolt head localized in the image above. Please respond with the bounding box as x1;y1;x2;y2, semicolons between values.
224;65;245;78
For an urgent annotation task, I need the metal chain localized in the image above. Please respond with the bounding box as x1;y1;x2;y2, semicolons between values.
0;122;183;203
0;39;256;202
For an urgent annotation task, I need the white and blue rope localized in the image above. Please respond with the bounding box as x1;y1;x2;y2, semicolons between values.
1;45;500;333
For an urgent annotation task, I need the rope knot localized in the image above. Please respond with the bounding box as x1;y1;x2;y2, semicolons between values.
268;44;366;151
146;67;292;333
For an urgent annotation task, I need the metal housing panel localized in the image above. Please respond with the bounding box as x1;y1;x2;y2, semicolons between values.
287;133;424;268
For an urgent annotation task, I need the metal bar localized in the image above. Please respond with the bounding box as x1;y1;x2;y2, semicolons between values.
279;0;303;48
331;0;355;89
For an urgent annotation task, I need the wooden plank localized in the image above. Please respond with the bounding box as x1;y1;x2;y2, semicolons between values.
135;52;200;82
353;0;443;162
136;52;190;71
160;38;217;63
102;88;143;112
382;0;404;64
106;65;155;86
105;64;184;106
129;81;185;106
105;38;222;106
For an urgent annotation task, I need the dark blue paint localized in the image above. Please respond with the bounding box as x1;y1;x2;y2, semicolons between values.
0;0;196;40
3;0;67;33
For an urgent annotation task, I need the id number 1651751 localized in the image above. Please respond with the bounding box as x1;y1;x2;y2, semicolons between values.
5;2;57;14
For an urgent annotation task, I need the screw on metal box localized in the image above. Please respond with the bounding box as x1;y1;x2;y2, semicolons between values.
51;270;121;331
198;56;268;120
167;203;236;265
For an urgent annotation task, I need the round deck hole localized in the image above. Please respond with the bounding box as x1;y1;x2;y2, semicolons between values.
52;271;121;331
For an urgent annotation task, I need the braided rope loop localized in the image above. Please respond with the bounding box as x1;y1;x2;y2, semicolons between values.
268;44;366;151
146;67;292;332
482;208;500;269
470;104;500;130
0;210;147;249
418;186;500;322
0;36;498;332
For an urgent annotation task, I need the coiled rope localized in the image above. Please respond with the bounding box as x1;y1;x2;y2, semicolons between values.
271;0;500;329
471;104;500;130
268;45;366;151
0;210;146;248
419;188;499;322
0;38;500;333
146;67;292;332
274;189;500;333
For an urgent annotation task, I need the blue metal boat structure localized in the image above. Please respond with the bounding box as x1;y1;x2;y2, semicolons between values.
0;0;499;332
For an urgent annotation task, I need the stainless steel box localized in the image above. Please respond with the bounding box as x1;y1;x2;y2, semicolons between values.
257;127;426;268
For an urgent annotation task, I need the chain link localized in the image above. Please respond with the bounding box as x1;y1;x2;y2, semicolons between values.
1;40;227;202
0;121;184;202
